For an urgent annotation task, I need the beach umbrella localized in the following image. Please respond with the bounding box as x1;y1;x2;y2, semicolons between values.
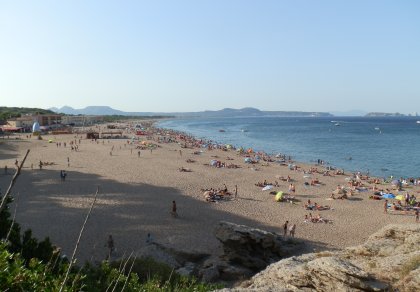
255;155;261;161
382;193;395;199
262;185;273;191
391;180;400;185
275;191;284;202
395;195;404;201
210;160;218;166
48;139;53;143
244;157;252;163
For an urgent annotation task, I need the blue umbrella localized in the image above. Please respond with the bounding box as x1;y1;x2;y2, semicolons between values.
382;193;395;199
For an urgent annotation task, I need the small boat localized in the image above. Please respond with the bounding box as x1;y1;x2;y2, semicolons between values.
334;123;341;126
374;127;380;130
219;129;225;132
416;121;420;124
241;129;248;132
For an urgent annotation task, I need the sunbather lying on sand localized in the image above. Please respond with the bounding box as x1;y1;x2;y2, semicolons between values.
304;202;331;211
178;167;192;172
304;214;333;223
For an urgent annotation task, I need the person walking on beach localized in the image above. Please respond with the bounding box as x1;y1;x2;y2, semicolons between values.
106;235;115;259
283;221;289;237
4;165;7;175
67;157;70;167
171;200;178;218
384;200;388;213
138;150;141;158
415;209;419;223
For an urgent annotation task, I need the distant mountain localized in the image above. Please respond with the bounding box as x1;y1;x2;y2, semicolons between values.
51;106;127;115
50;106;333;117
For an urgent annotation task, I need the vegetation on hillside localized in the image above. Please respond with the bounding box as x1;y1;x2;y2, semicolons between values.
0;107;56;121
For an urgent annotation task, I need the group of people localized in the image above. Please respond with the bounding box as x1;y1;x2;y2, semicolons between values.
203;185;237;202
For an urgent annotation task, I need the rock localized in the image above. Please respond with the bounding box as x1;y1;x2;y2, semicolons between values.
176;262;196;276
214;221;302;271
218;224;419;292
200;265;220;282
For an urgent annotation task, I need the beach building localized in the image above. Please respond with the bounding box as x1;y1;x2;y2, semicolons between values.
35;114;62;126
2;114;62;132
7;115;35;128
61;115;104;126
7;114;62;127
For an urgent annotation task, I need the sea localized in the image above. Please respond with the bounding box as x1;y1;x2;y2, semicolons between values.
157;116;420;179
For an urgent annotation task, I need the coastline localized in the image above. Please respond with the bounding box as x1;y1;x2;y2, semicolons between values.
157;116;420;179
0;120;418;264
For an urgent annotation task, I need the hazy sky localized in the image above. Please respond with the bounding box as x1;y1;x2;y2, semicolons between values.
1;1;419;113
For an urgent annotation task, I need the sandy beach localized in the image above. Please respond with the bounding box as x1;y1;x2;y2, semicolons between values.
0;122;417;263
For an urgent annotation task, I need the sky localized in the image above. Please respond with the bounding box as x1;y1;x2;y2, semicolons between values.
0;0;419;113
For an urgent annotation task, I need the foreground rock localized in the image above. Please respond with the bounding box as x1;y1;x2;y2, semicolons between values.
219;224;420;292
133;221;303;283
199;221;302;282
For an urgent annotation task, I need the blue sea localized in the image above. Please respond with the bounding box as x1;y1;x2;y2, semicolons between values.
158;116;420;178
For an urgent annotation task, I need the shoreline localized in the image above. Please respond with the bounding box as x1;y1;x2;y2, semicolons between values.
156;117;420;179
0;120;418;265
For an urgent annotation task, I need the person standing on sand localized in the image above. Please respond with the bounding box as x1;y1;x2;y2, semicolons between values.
106;235;114;259
289;224;296;237
283;221;289;237
415;209;419;223
384;200;388;213
138;151;141;158
171;201;178;218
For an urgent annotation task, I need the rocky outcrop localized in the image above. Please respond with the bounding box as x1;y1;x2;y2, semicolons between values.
198;221;303;282
219;224;420;292
214;221;301;271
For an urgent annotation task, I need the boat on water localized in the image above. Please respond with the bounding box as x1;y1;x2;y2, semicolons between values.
374;127;380;130
241;129;248;132
219;129;226;132
334;123;341;126
416;121;420;124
